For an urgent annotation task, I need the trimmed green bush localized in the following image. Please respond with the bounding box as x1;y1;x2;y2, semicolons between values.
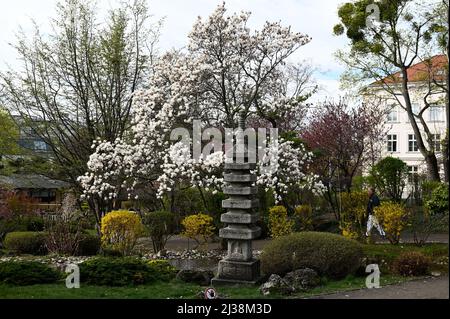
0;261;61;285
3;232;47;255
261;231;363;279
22;216;45;232
392;251;431;276
79;257;177;286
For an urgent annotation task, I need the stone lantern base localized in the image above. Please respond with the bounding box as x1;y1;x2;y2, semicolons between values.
211;259;261;285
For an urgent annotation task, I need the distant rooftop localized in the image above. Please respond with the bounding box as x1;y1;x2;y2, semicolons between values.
0;174;70;189
370;54;448;86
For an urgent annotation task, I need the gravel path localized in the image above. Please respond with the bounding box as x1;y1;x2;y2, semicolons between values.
309;276;449;299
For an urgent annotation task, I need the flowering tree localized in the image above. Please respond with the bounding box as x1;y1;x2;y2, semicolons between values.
79;4;321;220
302;100;385;219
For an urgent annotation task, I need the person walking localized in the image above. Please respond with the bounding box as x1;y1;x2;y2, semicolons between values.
365;187;385;237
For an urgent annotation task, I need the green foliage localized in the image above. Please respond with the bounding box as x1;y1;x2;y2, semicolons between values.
261;232;363;279
425;183;449;216
279;131;305;148
293;204;313;231
267;206;294;238
79;257;176;286
0;107;20;161
408;183;450;245
21;216;45;232
370;157;408;202
77;233;101;256
392;251;431;276
165;187;226;233
409;208;448;246
428;0;448;51
420;180;442;201
0;216;45;245
352;175;370;191
334;0;409;51
1;156;55;176
3;232;47;255
0;261;61;286
142;210;174;252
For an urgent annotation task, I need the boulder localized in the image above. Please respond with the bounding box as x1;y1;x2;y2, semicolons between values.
176;269;214;285
260;274;294;296
283;268;320;291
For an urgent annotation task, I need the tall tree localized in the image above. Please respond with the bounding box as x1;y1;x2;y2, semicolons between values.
0;0;160;225
334;0;446;181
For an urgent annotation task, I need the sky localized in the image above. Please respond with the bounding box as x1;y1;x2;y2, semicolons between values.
0;0;350;102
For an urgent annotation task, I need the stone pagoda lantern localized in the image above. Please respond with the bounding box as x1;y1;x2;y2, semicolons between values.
211;111;261;285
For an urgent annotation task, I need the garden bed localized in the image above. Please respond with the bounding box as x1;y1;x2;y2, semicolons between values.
0;242;447;299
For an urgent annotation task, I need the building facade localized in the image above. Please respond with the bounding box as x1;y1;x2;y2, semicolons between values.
366;55;448;196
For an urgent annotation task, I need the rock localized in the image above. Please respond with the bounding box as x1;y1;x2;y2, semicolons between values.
156;249;167;257
283;268;320;291
176;269;214;285
259;274;294;296
431;271;441;277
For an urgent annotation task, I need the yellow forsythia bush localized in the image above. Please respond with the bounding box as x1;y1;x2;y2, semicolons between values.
101;210;144;256
181;213;215;248
339;191;367;240
374;202;407;244
294;204;313;231
268;206;294;238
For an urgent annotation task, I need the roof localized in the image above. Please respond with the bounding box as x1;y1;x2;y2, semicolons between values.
0;174;71;190
370;54;448;86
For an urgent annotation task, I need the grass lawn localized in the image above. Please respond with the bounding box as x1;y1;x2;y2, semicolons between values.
363;243;448;273
0;275;418;299
363;243;448;259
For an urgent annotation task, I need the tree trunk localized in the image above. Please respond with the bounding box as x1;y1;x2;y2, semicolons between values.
444;15;449;182
444;45;450;182
424;152;441;181
400;68;441;181
443;132;449;182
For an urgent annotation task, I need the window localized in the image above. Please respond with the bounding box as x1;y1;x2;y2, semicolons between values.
429;105;443;122
408;134;418;152
431;134;441;152
411;104;420;115
406;104;420;122
408;165;419;184
387;134;397;152
387;106;398;122
33;140;47;151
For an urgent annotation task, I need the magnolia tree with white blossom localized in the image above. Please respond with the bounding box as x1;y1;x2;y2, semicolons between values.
79;3;323;217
